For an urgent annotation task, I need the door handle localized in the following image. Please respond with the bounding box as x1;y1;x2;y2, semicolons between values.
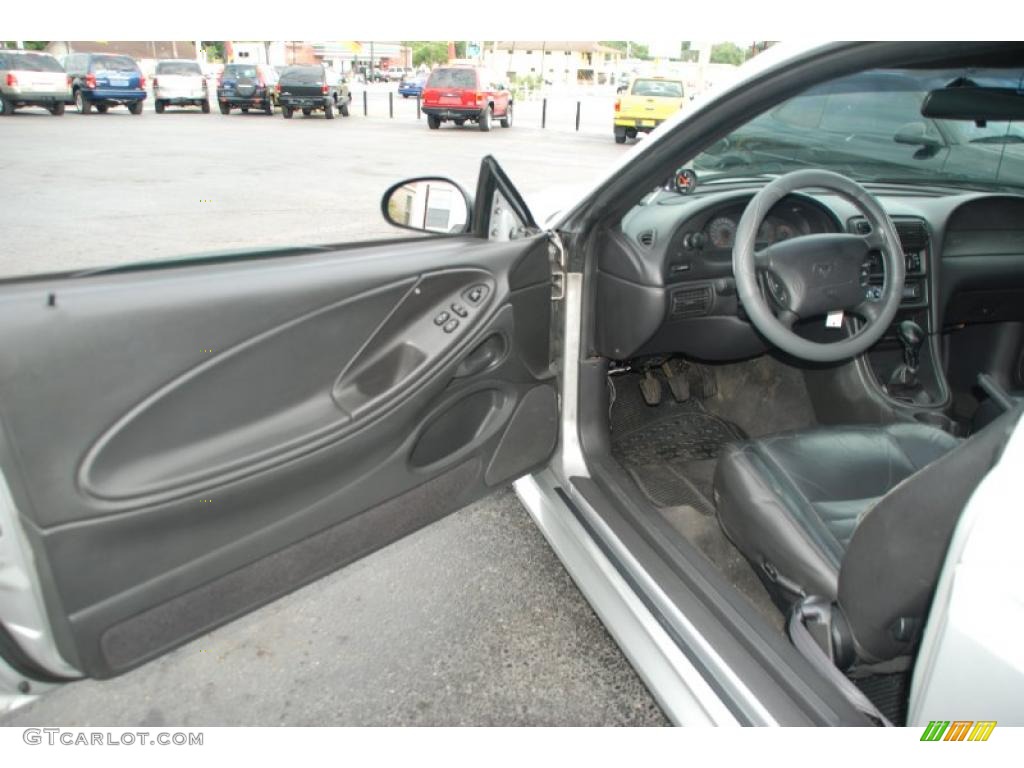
455;333;507;379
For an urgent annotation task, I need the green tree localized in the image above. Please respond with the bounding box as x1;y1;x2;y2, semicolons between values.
403;41;467;67
201;41;225;63
710;42;746;66
599;41;651;60
407;42;445;68
3;41;48;50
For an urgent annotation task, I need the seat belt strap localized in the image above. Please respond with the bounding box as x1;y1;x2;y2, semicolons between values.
788;605;893;726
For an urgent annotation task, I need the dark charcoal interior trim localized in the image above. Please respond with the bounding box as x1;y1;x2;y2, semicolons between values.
0;234;557;679
99;460;480;675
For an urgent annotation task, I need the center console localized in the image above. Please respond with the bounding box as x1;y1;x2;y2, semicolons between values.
851;217;951;411
805;216;958;433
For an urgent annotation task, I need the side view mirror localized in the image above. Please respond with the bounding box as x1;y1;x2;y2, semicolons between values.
381;177;472;235
894;122;944;150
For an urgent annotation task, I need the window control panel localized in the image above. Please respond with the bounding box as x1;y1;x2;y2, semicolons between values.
435;282;492;337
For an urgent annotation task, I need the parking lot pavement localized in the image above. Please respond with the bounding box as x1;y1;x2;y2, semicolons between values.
0;102;627;278
0;489;668;726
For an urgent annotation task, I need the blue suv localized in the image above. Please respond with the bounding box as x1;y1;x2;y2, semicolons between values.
64;53;147;115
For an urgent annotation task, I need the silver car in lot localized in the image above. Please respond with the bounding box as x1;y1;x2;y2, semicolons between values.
153;59;210;114
0;49;70;116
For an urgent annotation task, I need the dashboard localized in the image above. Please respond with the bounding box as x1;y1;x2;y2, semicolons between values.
596;185;1024;362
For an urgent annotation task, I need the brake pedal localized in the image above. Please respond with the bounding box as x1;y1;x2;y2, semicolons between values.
661;359;691;403
640;370;663;406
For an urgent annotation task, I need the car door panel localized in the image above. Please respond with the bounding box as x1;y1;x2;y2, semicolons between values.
0;233;555;678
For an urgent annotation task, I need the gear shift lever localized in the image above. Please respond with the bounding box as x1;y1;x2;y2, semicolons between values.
896;320;925;373
888;320;926;396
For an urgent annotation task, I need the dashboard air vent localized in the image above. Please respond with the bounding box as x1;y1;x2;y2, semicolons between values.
894;219;929;252
670;285;713;318
636;230;656;248
849;217;929;252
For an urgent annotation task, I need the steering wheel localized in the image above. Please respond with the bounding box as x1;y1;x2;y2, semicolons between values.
732;169;905;363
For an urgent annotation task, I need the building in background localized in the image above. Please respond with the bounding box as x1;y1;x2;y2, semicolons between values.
46;41;200;75
311;42;411;75
224;42;412;75
483;42;623;86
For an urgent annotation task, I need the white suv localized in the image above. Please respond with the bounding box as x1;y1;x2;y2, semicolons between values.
0;49;69;116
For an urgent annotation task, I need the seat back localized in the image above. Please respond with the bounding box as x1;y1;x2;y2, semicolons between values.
837;406;1023;662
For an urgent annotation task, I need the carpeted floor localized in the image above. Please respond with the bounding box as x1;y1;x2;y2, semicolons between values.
608;366;784;631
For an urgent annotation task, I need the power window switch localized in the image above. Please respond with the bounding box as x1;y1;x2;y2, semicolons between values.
450;303;468;318
434;310;450;326
443;319;459;333
465;284;489;305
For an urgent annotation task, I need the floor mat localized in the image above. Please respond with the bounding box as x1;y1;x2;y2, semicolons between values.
627;465;715;515
609;369;783;633
609;372;745;458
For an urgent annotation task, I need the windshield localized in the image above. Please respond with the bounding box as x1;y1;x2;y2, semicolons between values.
691;67;1024;191
632;79;683;98
4;52;64;72
156;61;202;76
91;55;137;73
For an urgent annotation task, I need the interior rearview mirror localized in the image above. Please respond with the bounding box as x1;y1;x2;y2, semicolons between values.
922;85;1024;122
381;177;472;235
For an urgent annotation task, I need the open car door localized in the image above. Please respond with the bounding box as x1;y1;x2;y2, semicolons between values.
0;158;557;682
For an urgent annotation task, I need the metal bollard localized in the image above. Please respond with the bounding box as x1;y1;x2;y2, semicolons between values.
363;90;367;116
416;94;421;119
389;92;393;118
575;101;581;132
541;98;546;129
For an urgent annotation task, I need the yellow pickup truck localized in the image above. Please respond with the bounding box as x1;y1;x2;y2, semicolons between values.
613;77;685;143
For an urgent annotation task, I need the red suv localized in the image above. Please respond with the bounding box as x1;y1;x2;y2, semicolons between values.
421;65;512;132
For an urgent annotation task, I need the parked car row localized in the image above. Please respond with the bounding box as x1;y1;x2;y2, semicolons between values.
0;50;354;121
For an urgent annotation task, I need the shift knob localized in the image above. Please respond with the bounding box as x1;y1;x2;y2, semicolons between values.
897;320;925;371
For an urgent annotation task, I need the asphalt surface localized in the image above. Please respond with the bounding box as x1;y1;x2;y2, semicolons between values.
0;101;666;725
1;490;667;726
0;90;628;278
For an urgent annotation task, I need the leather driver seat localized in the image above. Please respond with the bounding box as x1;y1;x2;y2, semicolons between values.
713;407;1021;664
713;424;959;604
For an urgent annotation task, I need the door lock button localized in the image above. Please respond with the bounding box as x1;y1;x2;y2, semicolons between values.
443;319;459;333
434;310;450;325
450;303;468;318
